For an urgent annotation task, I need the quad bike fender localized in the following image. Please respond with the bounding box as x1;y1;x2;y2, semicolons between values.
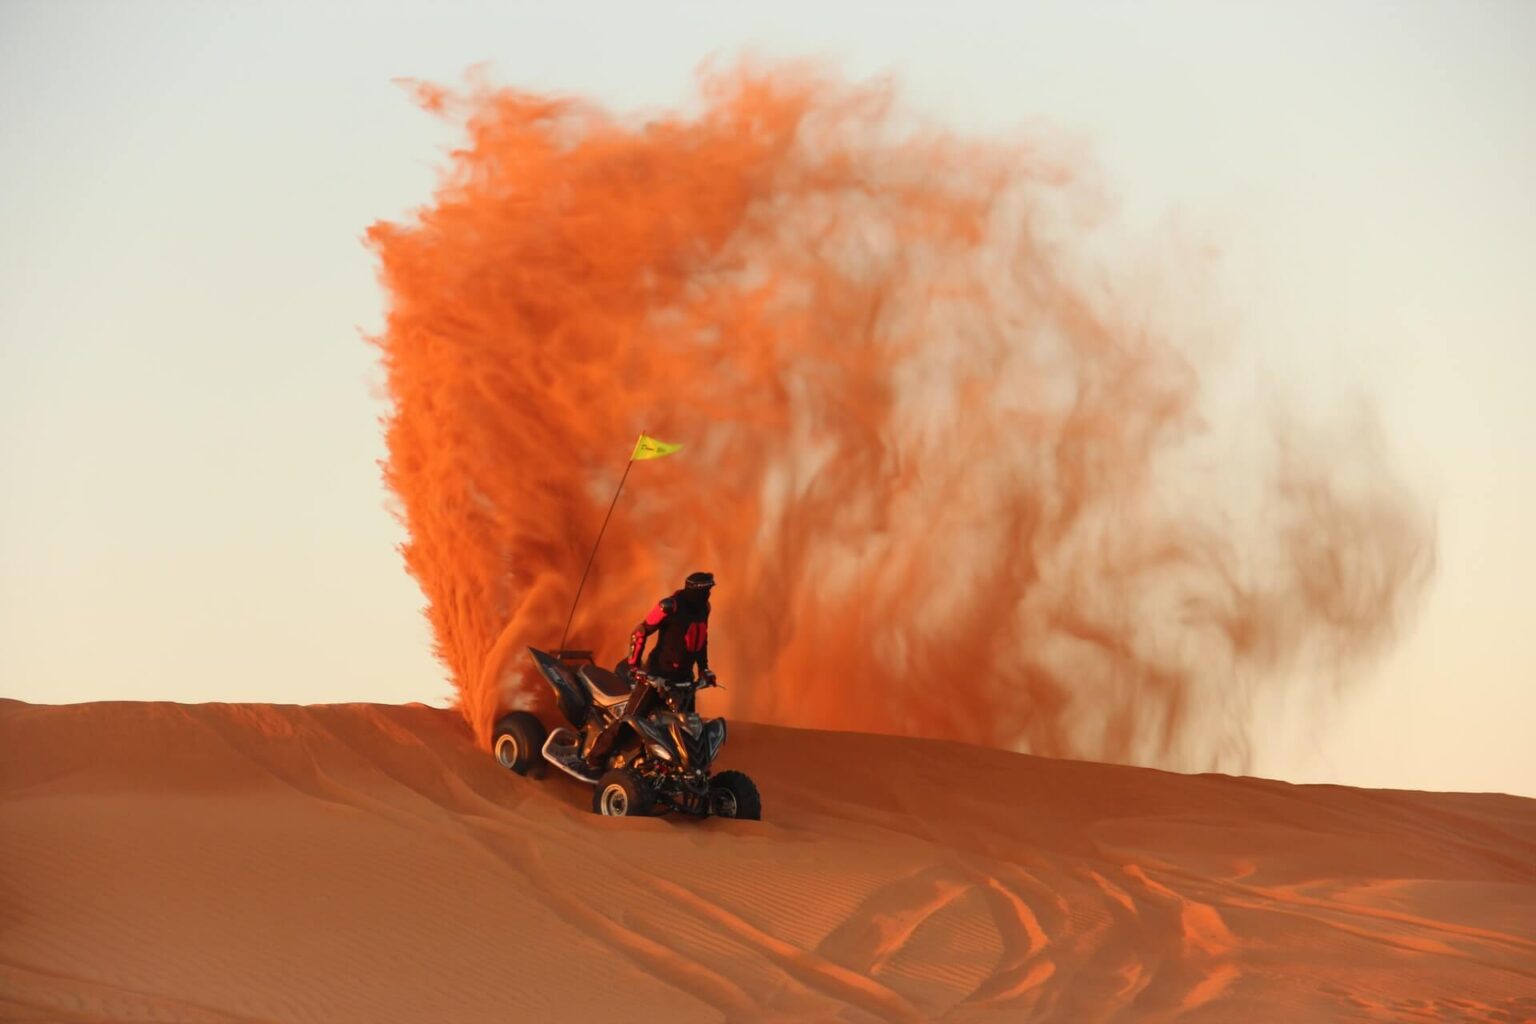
629;715;670;751
528;647;591;727
703;717;727;763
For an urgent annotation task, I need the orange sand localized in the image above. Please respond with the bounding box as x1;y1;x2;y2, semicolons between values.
2;699;1532;1022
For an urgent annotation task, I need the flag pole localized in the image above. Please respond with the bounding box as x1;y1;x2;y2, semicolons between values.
556;436;639;654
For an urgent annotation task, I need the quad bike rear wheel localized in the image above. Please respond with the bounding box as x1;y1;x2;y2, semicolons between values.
593;768;654;817
492;711;546;776
708;770;761;820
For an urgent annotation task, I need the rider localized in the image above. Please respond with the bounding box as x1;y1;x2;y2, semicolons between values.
626;570;717;689
579;570;719;767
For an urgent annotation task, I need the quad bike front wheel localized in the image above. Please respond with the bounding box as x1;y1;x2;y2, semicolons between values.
708;770;762;820
593;768;654;817
492;711;546;776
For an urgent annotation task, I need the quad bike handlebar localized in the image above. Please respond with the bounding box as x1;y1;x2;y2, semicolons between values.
628;667;719;688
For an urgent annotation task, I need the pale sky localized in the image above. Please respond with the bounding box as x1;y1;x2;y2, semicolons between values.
2;0;1533;796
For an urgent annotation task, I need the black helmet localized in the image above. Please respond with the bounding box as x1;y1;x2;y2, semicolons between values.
684;571;715;590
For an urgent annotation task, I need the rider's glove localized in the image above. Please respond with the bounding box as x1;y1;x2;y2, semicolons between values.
701;669;718;688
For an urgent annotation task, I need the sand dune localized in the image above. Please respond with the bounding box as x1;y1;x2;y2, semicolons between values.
2;699;1532;1022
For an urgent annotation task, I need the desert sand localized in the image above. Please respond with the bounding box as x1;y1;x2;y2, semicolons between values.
2;698;1532;1022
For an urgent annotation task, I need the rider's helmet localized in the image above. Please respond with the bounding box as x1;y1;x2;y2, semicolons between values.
684;571;715;590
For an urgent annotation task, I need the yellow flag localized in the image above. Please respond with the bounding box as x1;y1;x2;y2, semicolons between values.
631;433;683;461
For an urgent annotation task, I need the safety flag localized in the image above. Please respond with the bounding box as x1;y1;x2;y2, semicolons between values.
631;433;683;461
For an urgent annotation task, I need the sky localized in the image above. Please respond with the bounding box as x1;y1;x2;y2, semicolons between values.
1;0;1532;796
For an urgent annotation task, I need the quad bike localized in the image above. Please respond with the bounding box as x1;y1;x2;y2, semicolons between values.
492;648;761;820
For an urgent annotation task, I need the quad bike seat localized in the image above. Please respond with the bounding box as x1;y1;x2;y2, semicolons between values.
578;664;632;706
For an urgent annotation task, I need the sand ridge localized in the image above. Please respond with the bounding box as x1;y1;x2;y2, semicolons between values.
2;699;1533;1022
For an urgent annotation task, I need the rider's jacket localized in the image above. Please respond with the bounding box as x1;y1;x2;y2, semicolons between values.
627;589;709;680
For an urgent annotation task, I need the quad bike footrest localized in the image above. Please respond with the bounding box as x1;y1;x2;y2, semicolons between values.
541;727;600;783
